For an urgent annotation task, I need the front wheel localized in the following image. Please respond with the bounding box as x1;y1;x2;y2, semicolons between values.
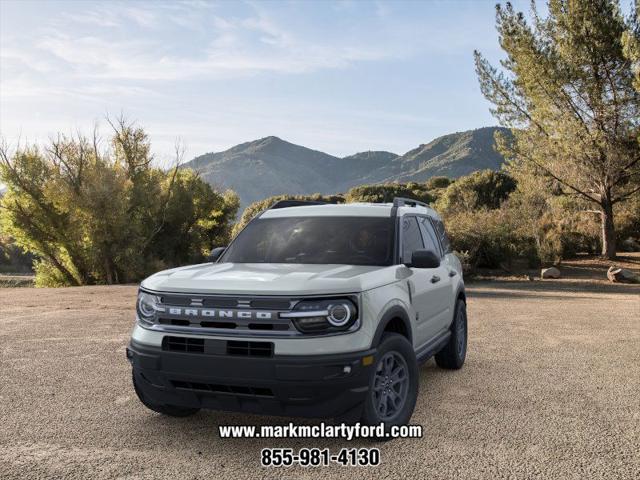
435;298;467;369
361;333;419;430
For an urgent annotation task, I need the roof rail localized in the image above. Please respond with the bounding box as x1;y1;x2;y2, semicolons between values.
392;197;429;208
269;199;328;210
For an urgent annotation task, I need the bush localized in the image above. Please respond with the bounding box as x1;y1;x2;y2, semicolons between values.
436;170;516;215
0;121;238;286
345;182;435;204
453;250;473;276
443;204;540;271
425;176;452;190
0;234;33;273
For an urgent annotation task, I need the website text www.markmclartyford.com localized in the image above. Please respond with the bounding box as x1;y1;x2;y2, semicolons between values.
219;422;423;467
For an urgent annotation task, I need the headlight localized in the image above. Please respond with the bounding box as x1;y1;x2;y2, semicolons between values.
136;291;162;325
281;298;358;334
327;303;352;326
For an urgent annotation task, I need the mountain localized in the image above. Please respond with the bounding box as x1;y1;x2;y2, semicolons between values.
184;136;347;207
339;151;399;179
183;127;509;208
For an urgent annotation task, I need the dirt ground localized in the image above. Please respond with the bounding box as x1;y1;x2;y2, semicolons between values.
1;280;639;479
473;252;640;283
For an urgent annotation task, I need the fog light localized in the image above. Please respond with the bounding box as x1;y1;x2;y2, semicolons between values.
343;365;352;374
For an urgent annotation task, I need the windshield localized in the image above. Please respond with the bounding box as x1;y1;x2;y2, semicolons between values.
221;216;394;266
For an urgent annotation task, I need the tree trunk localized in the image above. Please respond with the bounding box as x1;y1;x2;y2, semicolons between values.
600;199;616;260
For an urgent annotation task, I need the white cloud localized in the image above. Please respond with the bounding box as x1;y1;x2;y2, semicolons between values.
9;8;396;84
2;0;488;94
0;1;499;160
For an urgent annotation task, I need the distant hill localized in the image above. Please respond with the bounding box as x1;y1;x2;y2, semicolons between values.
372;126;511;183
183;127;510;208
184;136;347;207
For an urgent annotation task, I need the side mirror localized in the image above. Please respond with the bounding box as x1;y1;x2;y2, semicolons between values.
208;246;226;263
407;249;440;269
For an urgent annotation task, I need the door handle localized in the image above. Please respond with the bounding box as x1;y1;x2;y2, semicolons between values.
430;275;441;283
448;270;457;277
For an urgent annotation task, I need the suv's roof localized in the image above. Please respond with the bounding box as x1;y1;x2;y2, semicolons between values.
261;202;441;220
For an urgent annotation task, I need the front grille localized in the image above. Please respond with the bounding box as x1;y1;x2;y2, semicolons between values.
162;336;274;357
200;321;236;329
159;295;238;308
151;294;298;336
249;299;292;310
162;336;204;353
227;340;274;357
158;318;288;331
171;380;274;397
248;323;289;331
145;293;357;338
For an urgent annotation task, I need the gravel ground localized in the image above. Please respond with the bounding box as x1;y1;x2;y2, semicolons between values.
1;282;638;479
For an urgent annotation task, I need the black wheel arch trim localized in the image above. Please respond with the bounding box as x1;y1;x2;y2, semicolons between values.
371;305;413;347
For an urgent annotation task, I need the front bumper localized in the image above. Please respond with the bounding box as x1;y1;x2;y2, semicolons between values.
127;339;376;418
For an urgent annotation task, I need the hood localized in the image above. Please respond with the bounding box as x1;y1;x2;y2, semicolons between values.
141;262;398;296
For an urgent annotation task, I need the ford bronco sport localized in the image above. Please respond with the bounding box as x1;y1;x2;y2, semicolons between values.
127;197;467;429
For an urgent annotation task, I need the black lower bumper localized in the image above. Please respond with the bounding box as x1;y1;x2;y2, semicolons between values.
127;339;376;419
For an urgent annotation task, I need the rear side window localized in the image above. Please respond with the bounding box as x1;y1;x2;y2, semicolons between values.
418;217;442;257
401;216;424;263
433;219;452;254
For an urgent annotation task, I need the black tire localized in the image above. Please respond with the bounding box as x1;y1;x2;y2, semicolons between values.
361;333;419;431
435;298;467;370
132;371;200;417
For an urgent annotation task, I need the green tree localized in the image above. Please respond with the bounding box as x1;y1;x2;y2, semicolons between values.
436;170;516;215
623;2;640;92
475;0;640;259
150;174;238;267
0;120;238;286
425;176;452;190
345;182;435;204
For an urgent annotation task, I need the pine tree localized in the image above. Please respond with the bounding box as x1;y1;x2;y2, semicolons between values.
475;0;640;259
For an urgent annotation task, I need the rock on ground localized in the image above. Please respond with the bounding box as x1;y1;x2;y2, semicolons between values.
607;266;639;283
541;267;561;279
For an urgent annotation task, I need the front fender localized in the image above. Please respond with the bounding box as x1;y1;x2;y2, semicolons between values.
370;305;413;347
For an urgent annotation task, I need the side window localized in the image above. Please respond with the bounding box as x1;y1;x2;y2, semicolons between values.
434;219;452;254
401;216;424;263
418;217;441;257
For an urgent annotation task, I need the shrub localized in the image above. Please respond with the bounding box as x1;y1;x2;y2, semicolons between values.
0;121;238;286
454;250;473;276
425;176;452;190
444;206;538;270
0;234;33;273
345;182;435;204
436;170;516;215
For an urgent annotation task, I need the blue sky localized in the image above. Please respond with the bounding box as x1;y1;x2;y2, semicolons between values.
0;0;533;163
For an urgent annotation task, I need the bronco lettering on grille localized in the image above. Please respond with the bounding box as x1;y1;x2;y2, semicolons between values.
166;308;273;320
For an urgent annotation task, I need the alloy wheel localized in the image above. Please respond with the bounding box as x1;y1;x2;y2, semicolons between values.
372;351;410;420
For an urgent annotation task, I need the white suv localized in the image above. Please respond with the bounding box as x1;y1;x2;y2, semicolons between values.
127;197;467;429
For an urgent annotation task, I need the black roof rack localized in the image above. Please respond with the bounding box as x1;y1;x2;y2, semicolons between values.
392;197;429;208
269;199;328;210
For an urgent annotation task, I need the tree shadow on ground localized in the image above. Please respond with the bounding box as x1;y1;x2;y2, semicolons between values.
467;279;640;297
